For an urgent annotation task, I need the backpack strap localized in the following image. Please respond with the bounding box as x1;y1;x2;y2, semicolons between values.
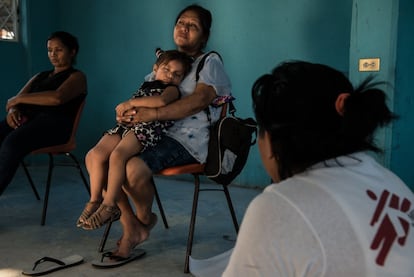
196;51;232;124
195;51;222;82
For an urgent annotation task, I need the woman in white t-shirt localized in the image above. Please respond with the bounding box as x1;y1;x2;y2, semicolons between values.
223;61;414;276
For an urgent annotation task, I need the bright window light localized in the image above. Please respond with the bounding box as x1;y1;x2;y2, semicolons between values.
0;0;19;41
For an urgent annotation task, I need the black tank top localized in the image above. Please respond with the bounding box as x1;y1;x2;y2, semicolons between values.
20;67;86;119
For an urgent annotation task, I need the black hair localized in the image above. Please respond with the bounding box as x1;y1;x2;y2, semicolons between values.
175;4;212;48
47;31;79;63
252;61;397;180
155;48;193;77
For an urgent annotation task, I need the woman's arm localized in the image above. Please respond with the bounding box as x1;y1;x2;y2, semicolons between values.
5;74;40;128
119;83;216;123
118;52;228;123
5;74;38;112
6;71;87;111
223;191;325;276
115;85;180;117
157;83;216;120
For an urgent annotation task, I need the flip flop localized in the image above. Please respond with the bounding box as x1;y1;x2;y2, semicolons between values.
22;254;84;276
91;249;146;268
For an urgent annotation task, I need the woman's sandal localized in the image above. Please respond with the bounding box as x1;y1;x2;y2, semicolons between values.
76;201;101;228
82;204;121;230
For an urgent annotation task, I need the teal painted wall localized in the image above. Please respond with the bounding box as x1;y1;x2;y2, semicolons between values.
349;0;399;171
2;0;412;190
0;42;27;109
392;0;414;189
0;0;58;116
53;0;352;188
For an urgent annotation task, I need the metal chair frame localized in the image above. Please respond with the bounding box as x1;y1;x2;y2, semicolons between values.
99;165;239;273
22;97;90;225
98;103;239;273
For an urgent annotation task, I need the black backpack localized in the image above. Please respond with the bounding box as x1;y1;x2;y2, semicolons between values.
196;51;257;186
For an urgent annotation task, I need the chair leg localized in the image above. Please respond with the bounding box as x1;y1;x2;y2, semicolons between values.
184;174;201;273
223;185;239;233
151;177;169;229
41;154;54;226
99;221;113;252
21;162;41;200
66;152;90;195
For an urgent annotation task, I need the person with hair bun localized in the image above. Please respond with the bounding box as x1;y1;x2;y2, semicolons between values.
222;61;414;276
0;31;87;196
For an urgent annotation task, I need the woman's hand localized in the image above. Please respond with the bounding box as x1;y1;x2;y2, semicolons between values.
116;107;137;125
125;107;157;123
6;95;20;111
6;108;25;129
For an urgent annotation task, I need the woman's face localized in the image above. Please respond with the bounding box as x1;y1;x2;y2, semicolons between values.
47;38;75;69
173;10;206;54
258;130;280;182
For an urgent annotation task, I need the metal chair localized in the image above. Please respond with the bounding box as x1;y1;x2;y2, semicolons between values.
98;103;239;273
22;95;90;225
98;163;239;273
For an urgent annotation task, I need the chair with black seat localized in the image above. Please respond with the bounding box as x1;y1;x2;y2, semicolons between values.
98;103;239;273
22;95;90;225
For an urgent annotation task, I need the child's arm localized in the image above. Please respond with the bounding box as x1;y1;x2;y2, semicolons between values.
116;85;180;117
131;85;180;108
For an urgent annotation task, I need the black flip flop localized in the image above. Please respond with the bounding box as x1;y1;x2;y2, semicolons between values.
22;254;84;276
91;249;146;268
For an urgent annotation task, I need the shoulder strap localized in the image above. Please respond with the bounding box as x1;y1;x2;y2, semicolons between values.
196;51;230;124
196;51;222;82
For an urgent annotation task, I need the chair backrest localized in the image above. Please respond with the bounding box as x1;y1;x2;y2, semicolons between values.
32;96;86;154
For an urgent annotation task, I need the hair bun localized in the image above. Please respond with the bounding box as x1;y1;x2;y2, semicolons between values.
155;47;164;58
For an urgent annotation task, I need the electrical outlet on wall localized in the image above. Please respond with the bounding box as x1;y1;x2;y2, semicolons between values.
359;58;380;71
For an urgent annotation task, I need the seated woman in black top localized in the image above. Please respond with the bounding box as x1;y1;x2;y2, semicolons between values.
0;31;87;195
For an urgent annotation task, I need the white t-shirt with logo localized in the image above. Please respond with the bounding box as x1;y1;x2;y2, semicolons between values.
222;152;414;277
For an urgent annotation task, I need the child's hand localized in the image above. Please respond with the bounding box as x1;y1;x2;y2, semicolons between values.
115;101;133;117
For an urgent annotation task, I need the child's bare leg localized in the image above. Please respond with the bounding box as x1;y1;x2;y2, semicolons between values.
77;134;121;227
104;131;142;206
85;134;122;202
81;132;142;230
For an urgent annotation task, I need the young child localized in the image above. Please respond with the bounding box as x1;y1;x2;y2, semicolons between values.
77;49;192;230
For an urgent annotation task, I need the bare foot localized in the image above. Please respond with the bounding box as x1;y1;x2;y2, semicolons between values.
116;213;158;247
114;236;145;258
112;213;157;258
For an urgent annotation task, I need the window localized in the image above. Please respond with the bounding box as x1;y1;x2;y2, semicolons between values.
0;0;19;41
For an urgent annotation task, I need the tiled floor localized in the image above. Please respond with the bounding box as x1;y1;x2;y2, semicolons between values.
0;165;260;277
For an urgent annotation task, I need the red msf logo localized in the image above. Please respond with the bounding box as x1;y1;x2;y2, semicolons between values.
367;189;412;266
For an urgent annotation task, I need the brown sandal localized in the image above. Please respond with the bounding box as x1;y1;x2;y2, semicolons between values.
76;201;101;228
82;204;121;230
